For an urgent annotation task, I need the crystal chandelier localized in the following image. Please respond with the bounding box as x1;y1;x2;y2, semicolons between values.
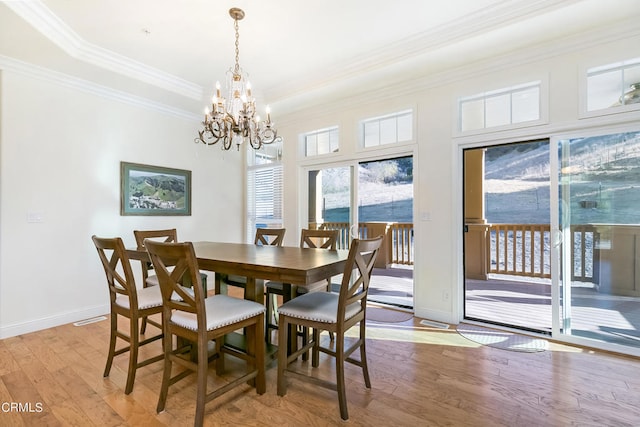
195;8;278;150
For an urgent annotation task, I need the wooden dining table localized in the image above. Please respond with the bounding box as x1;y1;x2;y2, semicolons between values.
127;241;349;355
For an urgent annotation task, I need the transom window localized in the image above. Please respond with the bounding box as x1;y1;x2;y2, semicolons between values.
586;57;640;112
361;110;413;148
459;81;541;132
303;126;339;157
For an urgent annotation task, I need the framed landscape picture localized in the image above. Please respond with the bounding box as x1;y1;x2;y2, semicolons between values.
120;162;191;216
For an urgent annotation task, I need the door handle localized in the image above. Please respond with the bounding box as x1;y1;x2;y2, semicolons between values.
553;230;563;248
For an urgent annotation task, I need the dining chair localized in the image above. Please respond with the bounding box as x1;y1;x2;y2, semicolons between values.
265;228;339;345
91;235;164;395
276;235;383;421
217;227;286;294
133;228;178;287
145;239;266;426
254;227;286;246
134;228;208;333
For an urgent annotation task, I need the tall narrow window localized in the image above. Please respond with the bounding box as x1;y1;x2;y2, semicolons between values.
459;81;541;132
361;110;413;148
247;141;283;242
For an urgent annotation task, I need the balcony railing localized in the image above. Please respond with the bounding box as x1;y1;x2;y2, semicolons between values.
310;221;414;266
311;221;598;282
488;224;551;278
487;223;599;283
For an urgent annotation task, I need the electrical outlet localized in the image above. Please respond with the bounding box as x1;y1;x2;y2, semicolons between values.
442;290;450;301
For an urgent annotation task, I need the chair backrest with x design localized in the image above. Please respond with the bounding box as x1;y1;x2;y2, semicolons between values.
254;228;286;246
133;229;178;285
299;228;339;250
144;239;205;316
336;236;383;322
93;235;140;311
134;228;178;250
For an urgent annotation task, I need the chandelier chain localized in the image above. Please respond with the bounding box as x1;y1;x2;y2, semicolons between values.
234;18;240;75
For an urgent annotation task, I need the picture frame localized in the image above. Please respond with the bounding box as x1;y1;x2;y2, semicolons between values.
120;162;191;216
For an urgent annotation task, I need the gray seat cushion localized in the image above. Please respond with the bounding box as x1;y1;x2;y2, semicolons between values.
171;295;265;331
146;275;160;287
116;286;187;310
116;285;163;310
277;292;360;324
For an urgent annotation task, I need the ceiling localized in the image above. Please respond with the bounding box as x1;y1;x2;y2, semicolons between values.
1;0;639;117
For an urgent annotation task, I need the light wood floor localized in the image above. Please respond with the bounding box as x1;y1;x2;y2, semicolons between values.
2;308;640;426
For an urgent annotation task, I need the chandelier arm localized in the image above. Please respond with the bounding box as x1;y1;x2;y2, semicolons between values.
246;125;258;150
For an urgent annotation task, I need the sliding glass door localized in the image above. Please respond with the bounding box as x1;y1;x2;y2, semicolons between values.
358;157;414;308
308;165;355;248
306;156;414;309
463;141;551;333
554;130;640;351
461;129;640;354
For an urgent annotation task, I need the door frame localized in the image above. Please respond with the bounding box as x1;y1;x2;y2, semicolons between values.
455;122;640;357
462;140;551;334
298;151;416;307
550;124;640;357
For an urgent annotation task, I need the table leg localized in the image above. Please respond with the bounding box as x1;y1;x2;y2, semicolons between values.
244;277;264;386
214;272;227;295
282;283;298;356
244;277;264;304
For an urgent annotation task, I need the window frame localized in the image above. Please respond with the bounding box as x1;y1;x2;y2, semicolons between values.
580;57;640;119
456;79;547;136
246;143;284;243
301;126;340;158
359;109;414;149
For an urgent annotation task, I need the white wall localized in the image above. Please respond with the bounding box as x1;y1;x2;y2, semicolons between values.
274;26;640;325
0;69;244;338
2;21;639;339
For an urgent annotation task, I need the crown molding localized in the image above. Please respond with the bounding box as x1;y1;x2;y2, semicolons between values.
273;16;640;120
5;0;203;100
266;0;581;103
0;55;200;121
341;0;581;76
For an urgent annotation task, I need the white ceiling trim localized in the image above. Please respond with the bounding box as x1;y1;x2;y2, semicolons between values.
0;55;200;121
273;17;640;121
4;0;204;101
265;0;583;101
370;0;583;60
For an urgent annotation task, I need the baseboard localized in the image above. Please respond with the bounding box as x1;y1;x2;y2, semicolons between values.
0;304;109;339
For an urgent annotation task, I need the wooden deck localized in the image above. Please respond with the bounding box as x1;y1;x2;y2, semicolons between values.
367;267;413;308
466;275;640;348
364;268;640;350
